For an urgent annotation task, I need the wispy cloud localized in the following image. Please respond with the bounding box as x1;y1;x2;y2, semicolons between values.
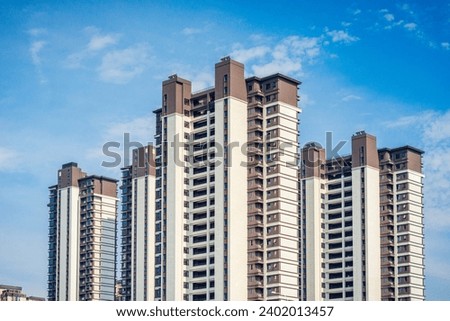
230;46;270;64
246;36;323;76
190;71;215;92
97;44;152;84
423;110;450;144
86;114;155;171
383;111;435;128
181;27;203;36
87;34;119;51
230;32;360;77
377;8;409;31
342;94;362;102
27;28;47;37
66;29;120;68
299;93;315;107
404;22;417;31
326;30;359;43
0;147;20;172
103;114;155;144
353;9;361;15
442;42;450;50
30;40;46;66
384;13;395;22
29;40;47;84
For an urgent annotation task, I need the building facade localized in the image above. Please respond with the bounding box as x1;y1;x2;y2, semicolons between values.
300;132;381;301
378;146;425;300
121;145;156;300
300;132;424;301
152;57;301;301
0;285;45;301
48;162;118;301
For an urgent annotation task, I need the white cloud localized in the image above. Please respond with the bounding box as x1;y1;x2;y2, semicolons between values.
326;30;359;43
383;111;435;128
86;114;155;171
246;35;322;77
341;21;351;27
404;22;417;31
249;34;273;43
27;28;47;37
66;29;120;69
230;46;270;64
98;44;152;84
441;42;450;50
190;71;215;92
233;33;359;78
30;41;46;65
253;58;302;77
0;147;20;172
103;114;154;144
384;13;395;22
423;110;450;144
342;94;362;102
299;93;315;107
181;27;203;36
353;9;361;15
29;40;48;84
87;34;119;51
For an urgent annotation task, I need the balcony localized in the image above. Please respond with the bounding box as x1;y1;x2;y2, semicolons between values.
248;241;263;250
267;275;280;284
267;202;279;212
248;255;263;263
248;121;263;131
248;109;263;119
248;180;263;191
248;169;263;178
248;206;263;214
248;193;263;202
248;292;264;300
267;179;279;188
380;176;393;184
248;279;264;287
248;229;263;238
248;216;263;227
266;226;279;236
247;146;263;156
248;134;263;142
248;263;264;275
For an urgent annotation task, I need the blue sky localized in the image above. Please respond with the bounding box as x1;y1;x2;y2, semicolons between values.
0;0;449;299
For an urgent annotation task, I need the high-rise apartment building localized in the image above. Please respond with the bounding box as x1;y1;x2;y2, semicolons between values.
151;57;301;301
116;57;424;302
48;162;118;301
300;132;381;301
300;132;424;301
378;146;424;300
120;145;156;300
